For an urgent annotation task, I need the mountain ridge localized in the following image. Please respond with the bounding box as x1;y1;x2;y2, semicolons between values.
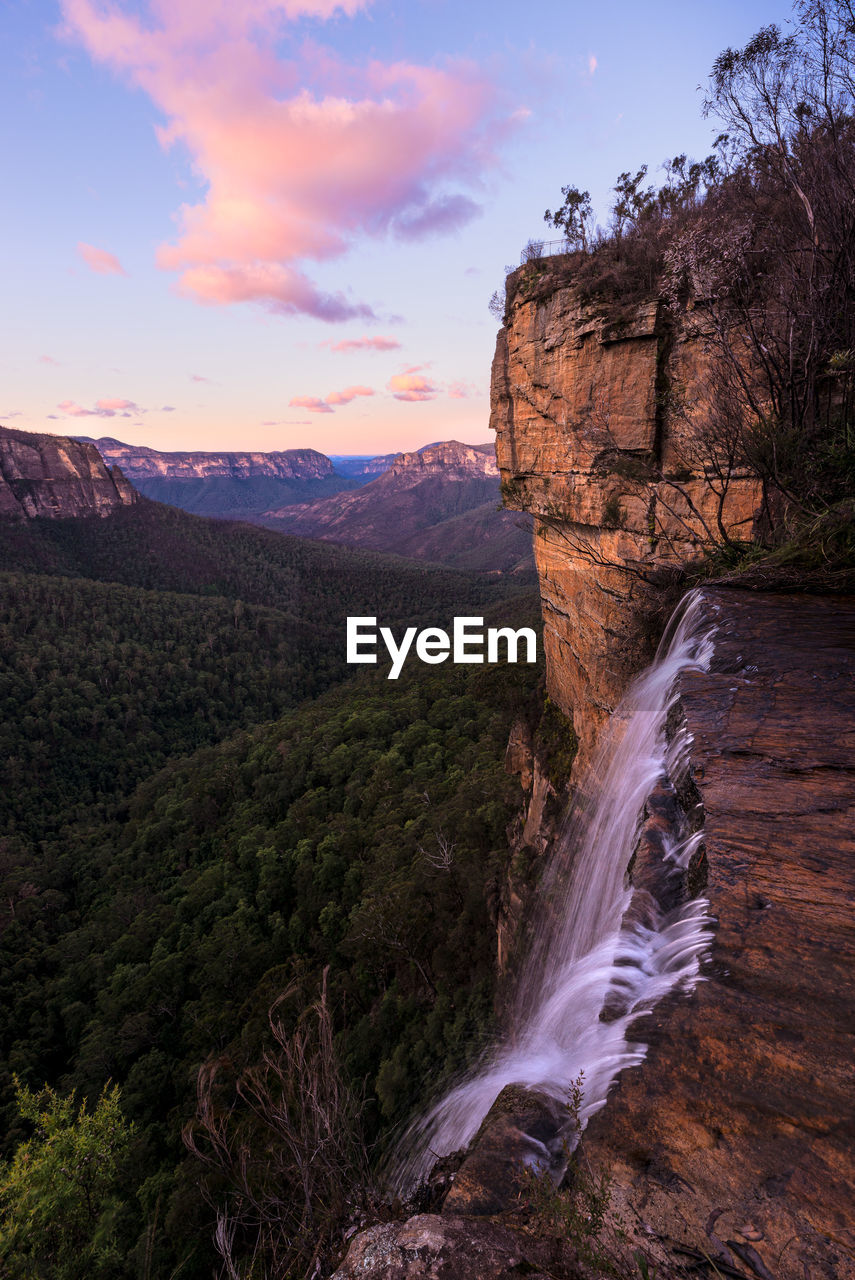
260;439;532;574
79;436;334;481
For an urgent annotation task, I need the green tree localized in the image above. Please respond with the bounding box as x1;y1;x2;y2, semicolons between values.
0;1079;134;1279
544;184;593;249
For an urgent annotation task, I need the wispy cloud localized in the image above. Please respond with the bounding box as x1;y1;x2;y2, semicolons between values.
327;335;401;353
448;379;477;399
289;396;334;414
387;372;437;402
61;0;516;321
325;385;374;406
57;397;141;417
290;384;374;413
77;242;127;275
39;355;61;366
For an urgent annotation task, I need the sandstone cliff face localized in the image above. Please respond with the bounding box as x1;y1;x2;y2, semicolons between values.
0;426;137;520
85;436;333;481
385;441;498;481
489;272;854;1279
491;270;760;763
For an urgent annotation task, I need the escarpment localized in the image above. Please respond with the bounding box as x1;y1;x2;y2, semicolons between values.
0;425;137;520
488;268;855;1278
491;268;761;764
84;436;334;482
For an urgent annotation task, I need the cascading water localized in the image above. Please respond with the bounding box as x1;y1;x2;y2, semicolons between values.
392;590;717;1194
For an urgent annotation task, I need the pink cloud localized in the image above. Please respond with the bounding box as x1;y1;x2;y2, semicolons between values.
97;397;138;412
324;384;374;406
448;380;476;399
77;242;127;275
387;373;437;402
60;0;515;320
58;397;141;417
327;335;401;353
39;355;61;366
190;373;213;382
290;384;374;412
289;395;334;414
177;263;371;321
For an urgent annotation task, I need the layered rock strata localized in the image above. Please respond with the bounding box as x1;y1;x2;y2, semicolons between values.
0;426;137;519
83;436;333;481
491;268;760;763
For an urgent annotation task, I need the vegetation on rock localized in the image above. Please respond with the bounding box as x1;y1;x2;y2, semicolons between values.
526;0;855;587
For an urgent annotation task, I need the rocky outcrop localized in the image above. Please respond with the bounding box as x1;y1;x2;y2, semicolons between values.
492;268;761;763
385;441;498;481
581;588;855;1280
380;266;854;1280
332;1213;593;1280
0;426;137;520
84;436;333;481
490;272;854;1280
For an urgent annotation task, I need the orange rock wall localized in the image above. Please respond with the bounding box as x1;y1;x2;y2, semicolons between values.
491;270;760;760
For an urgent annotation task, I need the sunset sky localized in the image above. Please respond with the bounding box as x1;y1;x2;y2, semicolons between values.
4;0;794;456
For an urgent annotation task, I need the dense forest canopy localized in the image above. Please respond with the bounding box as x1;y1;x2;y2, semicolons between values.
0;595;543;1278
0;492;543;1277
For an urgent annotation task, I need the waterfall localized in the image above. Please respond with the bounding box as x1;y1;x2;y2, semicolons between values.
392;589;717;1194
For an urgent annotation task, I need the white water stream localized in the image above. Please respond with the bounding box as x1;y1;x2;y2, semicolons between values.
393;590;717;1193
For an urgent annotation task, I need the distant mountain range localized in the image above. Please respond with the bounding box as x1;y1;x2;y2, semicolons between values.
328;453;400;478
77;436;359;517
260;441;534;575
0;426;533;577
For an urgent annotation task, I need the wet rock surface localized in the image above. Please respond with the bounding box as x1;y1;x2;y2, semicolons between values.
331;1213;592;1280
582;588;855;1280
442;1085;568;1216
338;589;854;1279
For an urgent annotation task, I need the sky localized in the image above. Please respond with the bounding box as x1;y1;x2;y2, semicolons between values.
2;0;796;457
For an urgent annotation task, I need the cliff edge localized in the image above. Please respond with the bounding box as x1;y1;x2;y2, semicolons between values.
491;267;760;763
0;425;137;520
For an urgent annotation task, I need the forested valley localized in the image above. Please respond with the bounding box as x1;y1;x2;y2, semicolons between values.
0;498;543;1278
